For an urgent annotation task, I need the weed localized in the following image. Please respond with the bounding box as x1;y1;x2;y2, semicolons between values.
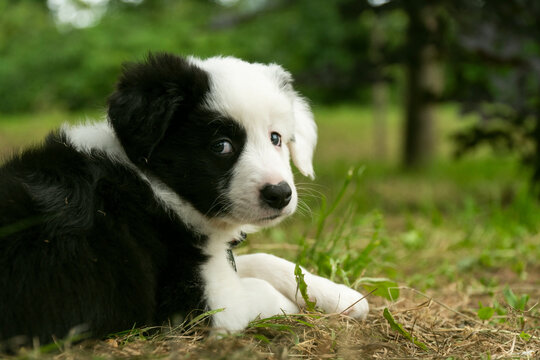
293;264;317;311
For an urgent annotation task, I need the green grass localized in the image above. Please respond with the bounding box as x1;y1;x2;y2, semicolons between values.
1;104;539;358
0;109;101;155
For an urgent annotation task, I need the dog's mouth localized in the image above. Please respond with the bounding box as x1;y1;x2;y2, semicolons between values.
223;210;284;226
260;214;281;221
224;196;296;226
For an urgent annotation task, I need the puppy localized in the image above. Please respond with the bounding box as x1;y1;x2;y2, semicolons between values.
0;53;368;346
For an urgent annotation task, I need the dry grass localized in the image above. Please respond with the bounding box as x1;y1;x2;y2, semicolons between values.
9;276;539;359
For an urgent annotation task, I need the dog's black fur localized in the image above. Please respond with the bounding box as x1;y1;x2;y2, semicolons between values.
0;53;246;347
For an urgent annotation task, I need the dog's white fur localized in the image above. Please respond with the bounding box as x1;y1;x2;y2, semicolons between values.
63;56;368;331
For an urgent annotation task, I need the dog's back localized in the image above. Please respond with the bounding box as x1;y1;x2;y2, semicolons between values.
0;132;207;346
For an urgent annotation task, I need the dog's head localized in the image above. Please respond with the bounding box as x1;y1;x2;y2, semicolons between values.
108;53;317;228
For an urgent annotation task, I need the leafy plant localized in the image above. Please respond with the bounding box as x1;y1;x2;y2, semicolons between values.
358;277;399;301
503;287;530;329
476;287;532;329
294;263;317;312
477;302;495;321
503;287;530;312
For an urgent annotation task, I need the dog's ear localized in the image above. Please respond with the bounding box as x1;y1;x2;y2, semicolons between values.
267;64;318;179
108;53;209;166
289;96;317;179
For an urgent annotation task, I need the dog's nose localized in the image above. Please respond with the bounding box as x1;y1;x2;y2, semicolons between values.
260;181;292;210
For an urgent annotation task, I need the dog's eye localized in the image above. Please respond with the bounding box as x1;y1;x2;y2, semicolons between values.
211;140;234;155
270;132;282;147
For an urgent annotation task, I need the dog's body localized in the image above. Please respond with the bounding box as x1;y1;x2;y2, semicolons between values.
0;54;368;346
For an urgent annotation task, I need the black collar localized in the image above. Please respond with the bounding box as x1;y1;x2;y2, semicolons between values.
226;231;246;272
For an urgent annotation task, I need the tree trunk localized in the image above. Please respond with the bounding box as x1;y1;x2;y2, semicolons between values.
373;81;389;160
403;3;443;168
370;15;388;160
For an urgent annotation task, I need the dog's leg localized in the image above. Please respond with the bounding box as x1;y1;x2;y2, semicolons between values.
201;244;299;332
236;253;369;319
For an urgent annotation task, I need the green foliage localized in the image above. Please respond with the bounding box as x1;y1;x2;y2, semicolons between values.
33;330;91;355
358;277;399;301
0;0;218;112
400;229;425;250
294;264;317;312
294;165;399;301
503;287;530;329
477;302;495;321
184;308;224;332
476;287;533;329
247;314;317;345
448;2;540;189
503;287;530;312
520;331;532;342
0;0;410;113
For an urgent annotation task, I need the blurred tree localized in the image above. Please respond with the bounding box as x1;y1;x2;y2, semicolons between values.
447;1;540;188
366;0;449;168
369;13;389;160
401;1;444;168
0;0;391;112
0;0;219;112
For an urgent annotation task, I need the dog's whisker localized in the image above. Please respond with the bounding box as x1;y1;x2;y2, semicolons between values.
295;200;313;219
296;188;327;196
205;192;231;217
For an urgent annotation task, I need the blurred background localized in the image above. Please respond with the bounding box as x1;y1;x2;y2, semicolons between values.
1;0;540;294
2;0;540;171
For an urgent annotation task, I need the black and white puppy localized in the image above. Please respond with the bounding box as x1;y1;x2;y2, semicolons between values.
0;53;368;345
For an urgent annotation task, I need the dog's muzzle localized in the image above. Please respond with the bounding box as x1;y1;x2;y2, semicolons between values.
260;181;292;210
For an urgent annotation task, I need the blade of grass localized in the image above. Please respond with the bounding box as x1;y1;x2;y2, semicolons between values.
185;308;224;330
383;308;429;351
294;263;317;311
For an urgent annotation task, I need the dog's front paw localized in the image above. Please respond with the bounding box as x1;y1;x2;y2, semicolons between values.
210;277;299;332
307;279;369;319
333;284;369;319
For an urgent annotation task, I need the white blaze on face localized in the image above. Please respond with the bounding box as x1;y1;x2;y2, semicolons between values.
227;122;298;225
